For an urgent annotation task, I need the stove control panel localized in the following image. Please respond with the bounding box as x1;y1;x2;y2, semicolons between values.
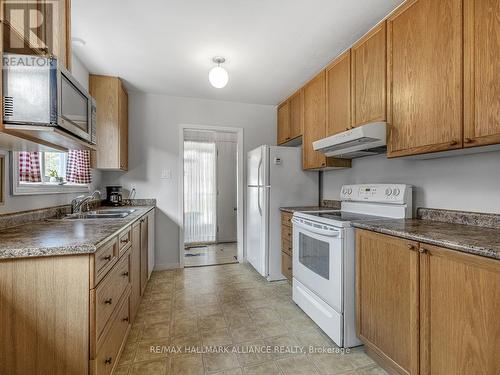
340;184;411;204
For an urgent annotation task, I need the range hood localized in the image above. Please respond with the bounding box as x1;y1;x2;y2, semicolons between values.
313;122;387;159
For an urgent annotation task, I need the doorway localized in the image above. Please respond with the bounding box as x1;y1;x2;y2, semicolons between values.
179;126;243;267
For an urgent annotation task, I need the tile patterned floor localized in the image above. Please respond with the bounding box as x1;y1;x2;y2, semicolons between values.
116;263;387;375
185;243;238;267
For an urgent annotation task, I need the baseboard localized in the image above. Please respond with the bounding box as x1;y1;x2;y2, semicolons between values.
154;262;180;271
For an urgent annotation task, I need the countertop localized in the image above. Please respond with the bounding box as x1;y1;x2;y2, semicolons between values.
0;206;155;260
352;218;500;261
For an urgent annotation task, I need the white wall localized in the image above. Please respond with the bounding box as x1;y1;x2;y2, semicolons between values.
323;151;500;214
101;93;276;269
0;54;102;214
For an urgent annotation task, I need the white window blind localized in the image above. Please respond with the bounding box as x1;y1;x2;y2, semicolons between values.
183;139;217;244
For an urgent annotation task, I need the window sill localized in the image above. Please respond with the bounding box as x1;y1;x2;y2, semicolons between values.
13;182;90;196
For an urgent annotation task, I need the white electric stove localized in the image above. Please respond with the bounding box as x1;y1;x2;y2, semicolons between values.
291;184;412;348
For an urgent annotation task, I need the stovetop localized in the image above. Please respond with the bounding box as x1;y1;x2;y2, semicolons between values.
294;210;386;227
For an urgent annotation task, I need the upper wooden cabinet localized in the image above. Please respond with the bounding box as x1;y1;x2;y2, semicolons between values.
302;71;327;169
326;50;351;136
464;0;500;147
288;90;302;140
2;0;72;70
89;75;129;171
277;101;290;144
351;22;387;127
277;90;302;145
387;0;463;157
356;229;419;375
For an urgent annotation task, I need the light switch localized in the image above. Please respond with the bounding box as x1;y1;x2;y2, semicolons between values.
161;169;172;179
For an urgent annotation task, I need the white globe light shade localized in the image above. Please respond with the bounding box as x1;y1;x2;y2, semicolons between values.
209;66;229;88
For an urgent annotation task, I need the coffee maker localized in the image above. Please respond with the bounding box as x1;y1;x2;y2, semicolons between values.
106;186;123;206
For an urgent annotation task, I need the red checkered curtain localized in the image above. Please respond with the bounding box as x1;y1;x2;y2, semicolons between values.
66;150;92;184
18;152;41;182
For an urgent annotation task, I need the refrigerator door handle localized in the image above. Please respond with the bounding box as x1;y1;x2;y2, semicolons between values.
257;159;263;215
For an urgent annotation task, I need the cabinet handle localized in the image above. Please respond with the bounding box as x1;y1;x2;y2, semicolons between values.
122;271;129;277
407;244;416;251
104;357;112;365
103;255;112;261
288;267;292;270
419;247;428;254
122;317;129;322
104;298;113;305
345;127;349;131
120;238;129;244
464;137;473;144
450;139;458;146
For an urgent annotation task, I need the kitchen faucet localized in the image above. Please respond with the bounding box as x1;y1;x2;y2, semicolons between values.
72;190;102;214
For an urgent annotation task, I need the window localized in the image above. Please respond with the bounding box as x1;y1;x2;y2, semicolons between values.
13;150;91;195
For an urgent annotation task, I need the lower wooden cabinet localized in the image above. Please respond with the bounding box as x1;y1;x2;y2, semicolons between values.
356;229;419;375
140;216;149;295
130;221;142;321
356;229;500;375
281;212;293;281
0;209;153;375
419;244;500;375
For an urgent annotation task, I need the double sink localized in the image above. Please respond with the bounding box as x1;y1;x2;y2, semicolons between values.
64;208;136;220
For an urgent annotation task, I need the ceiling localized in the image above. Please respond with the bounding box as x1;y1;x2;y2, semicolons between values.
72;0;404;105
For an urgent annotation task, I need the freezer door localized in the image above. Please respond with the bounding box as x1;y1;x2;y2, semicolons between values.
247;146;263;186
246;186;267;276
247;146;269;187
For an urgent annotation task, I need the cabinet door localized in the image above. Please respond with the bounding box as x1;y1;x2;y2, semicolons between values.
326;50;351;136
140;216;149;295
289;90;302;139
302;71;327;169
351;22;386;127
356;230;419;375
464;0;500;147
277;101;290;144
119;83;129;171
3;0;71;70
387;0;463;157
419;244;500;375
129;222;141;322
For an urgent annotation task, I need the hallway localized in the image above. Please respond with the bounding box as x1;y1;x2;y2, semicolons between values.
114;263;385;374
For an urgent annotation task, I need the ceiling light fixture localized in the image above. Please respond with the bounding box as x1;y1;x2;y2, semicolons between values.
209;57;229;88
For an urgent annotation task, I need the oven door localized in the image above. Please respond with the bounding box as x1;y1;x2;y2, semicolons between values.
292;217;343;312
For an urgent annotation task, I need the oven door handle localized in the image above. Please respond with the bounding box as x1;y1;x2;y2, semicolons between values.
291;218;341;237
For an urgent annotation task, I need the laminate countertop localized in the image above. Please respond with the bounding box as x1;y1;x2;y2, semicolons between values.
352;218;500;261
0;206;155;260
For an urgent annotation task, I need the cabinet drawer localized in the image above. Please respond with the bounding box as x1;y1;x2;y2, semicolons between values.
92;238;119;287
91;294;130;375
281;212;293;227
92;251;130;349
118;227;131;257
282;237;293;256
282;251;292;281
281;225;293;242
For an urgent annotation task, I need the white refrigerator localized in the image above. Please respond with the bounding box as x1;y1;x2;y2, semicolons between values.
246;145;319;281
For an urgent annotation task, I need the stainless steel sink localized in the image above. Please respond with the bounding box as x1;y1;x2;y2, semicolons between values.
64;209;136;220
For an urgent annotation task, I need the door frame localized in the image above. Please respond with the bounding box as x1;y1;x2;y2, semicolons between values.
178;124;244;268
